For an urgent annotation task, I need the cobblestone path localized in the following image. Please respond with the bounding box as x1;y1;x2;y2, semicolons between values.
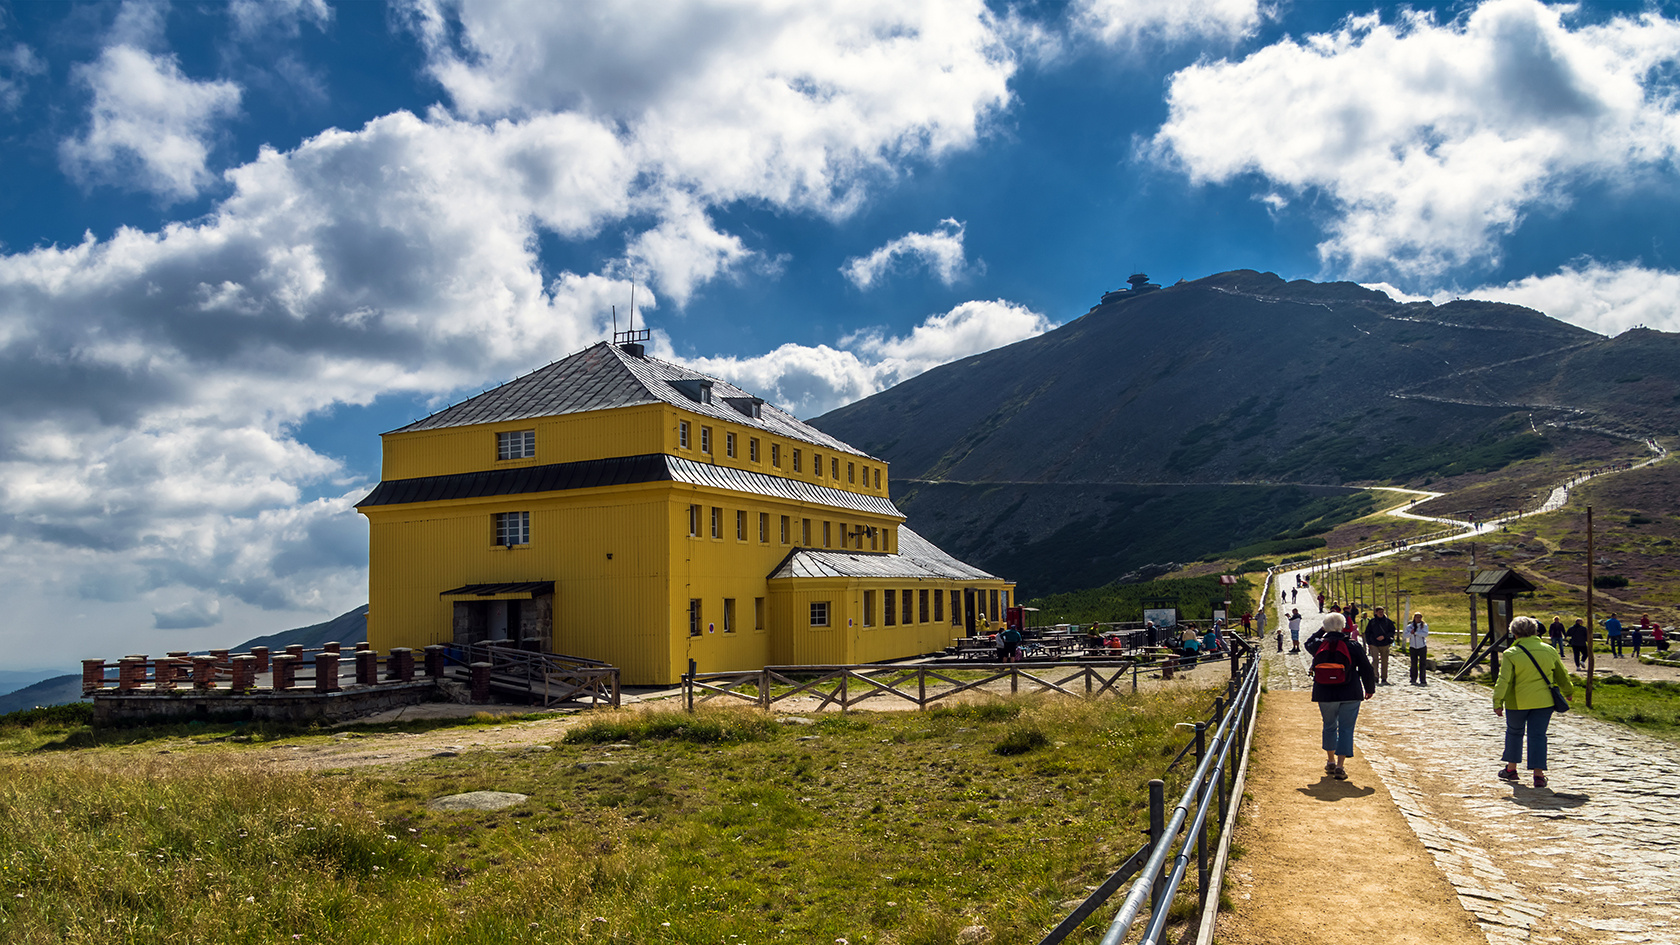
1266;639;1680;945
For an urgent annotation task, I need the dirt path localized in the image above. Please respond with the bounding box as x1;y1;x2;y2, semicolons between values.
1213;690;1488;945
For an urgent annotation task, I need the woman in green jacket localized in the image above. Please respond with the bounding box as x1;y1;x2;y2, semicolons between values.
1493;616;1575;789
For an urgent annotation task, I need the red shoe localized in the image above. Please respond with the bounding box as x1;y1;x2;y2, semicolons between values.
1533;773;1548;789
1497;768;1519;782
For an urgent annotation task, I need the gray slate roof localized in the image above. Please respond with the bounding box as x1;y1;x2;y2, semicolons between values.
391;342;871;458
769;526;999;581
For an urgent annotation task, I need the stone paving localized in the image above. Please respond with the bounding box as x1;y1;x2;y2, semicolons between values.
1264;590;1680;945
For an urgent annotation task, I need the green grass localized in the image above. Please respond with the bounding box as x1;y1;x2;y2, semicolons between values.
1026;574;1256;625
1573;675;1680;741
0;689;1226;945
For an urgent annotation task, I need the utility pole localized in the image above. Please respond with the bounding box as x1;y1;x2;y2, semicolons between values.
1586;506;1595;709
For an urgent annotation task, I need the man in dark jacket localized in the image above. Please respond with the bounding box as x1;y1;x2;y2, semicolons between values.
1567;618;1592;670
1364;606;1398;685
1549;616;1566;652
1305;613;1378;781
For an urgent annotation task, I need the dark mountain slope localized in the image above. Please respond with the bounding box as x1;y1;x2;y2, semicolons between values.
811;270;1658;596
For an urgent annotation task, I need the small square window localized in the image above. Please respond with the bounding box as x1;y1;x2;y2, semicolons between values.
725;432;736;458
710;507;722;539
496;430;535;460
679;421;690;449
701;426;712;454
493;511;530;546
810;601;830;627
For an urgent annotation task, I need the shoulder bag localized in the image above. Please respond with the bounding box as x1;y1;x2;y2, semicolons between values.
1516;643;1570;713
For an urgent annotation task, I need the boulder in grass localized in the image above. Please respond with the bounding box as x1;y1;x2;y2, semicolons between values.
428;791;529;811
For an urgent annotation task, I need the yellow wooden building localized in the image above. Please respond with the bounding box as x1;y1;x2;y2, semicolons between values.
356;340;1013;685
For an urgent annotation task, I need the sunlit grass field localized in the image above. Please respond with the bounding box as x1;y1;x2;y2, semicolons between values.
0;688;1223;945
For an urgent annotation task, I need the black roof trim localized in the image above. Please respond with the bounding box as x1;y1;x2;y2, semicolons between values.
357;454;671;508
439;581;556;598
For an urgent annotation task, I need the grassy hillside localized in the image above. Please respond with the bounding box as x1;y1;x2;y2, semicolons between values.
1024;575;1258;625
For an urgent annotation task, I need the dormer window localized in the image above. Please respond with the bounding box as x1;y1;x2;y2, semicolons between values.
496;430;536;460
725;396;763;419
670;379;713;405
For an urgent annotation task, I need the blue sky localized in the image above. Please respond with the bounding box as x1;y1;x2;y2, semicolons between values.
4;0;1680;670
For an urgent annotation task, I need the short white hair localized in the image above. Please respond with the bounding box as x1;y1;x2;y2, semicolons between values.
1322;612;1346;631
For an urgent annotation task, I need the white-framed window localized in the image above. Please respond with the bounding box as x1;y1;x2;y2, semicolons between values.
874;468;881;489
813;453;823;477
792;449;802;472
749;438;760;462
494;511;530;546
822;521;831;547
723;598;735;633
689;599;702;637
759;512;769;542
701;426;712;454
831;457;839;479
780;515;790;544
848;462;855;484
736;510;747;541
810;601;830;627
710;506;722;539
496;430;536;460
771;443;781;467
688;504;701;537
679;421;691;449
725;432;737;458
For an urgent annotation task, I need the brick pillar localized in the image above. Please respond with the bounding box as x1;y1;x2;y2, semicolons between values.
118;657;147;690
192;656;217;689
272;654;298;691
250;646;270;673
286;644;304;660
323;641;341;655
355;649;378;685
315;652;340;693
355;641;371;652
153;658;178;691
469;662;492;703
210;648;231;662
389;647;415;682
231;655;257;692
424;645;447;679
165;652;192;686
82;660;107;693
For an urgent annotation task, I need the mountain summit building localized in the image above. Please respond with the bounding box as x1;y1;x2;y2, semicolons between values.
356;340;1013;685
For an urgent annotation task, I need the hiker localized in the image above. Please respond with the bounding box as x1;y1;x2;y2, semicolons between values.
1291;587;1298;604
1365;606;1397;685
1306;612;1376;781
1549;615;1566;652
1567;618;1591;670
1403;611;1429;685
1494;616;1574;790
1604;613;1623;657
997;622;1023;662
1288;608;1303;653
1656;623;1669;653
1632;617;1646;658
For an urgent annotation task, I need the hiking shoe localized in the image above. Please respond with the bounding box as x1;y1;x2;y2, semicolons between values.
1533;773;1548;789
1498;768;1519;782
1325;761;1337;776
1332;765;1347;781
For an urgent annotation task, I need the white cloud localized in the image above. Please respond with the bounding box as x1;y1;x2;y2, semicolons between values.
1150;0;1680;278
153;597;223;630
1074;0;1265;46
841;219;971;290
0;43;45;114
679;298;1054;417
60;44;243;201
230;0;333;41
2;2;1022;665
1370;261;1680;336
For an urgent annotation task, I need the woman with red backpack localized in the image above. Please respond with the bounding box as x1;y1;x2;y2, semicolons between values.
1305;611;1377;781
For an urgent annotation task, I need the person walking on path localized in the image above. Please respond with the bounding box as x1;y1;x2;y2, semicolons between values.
1632;617;1646;658
1403;611;1429;685
1567;618;1591;670
1549;615;1566;652
1604;613;1624;658
1288;608;1303;653
1494;616;1574;790
1306;611;1376;781
1365;606;1397;685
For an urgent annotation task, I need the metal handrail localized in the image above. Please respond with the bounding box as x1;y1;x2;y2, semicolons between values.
1097;655;1259;945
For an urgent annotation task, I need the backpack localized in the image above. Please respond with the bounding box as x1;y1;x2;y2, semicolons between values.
1312;636;1351;686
